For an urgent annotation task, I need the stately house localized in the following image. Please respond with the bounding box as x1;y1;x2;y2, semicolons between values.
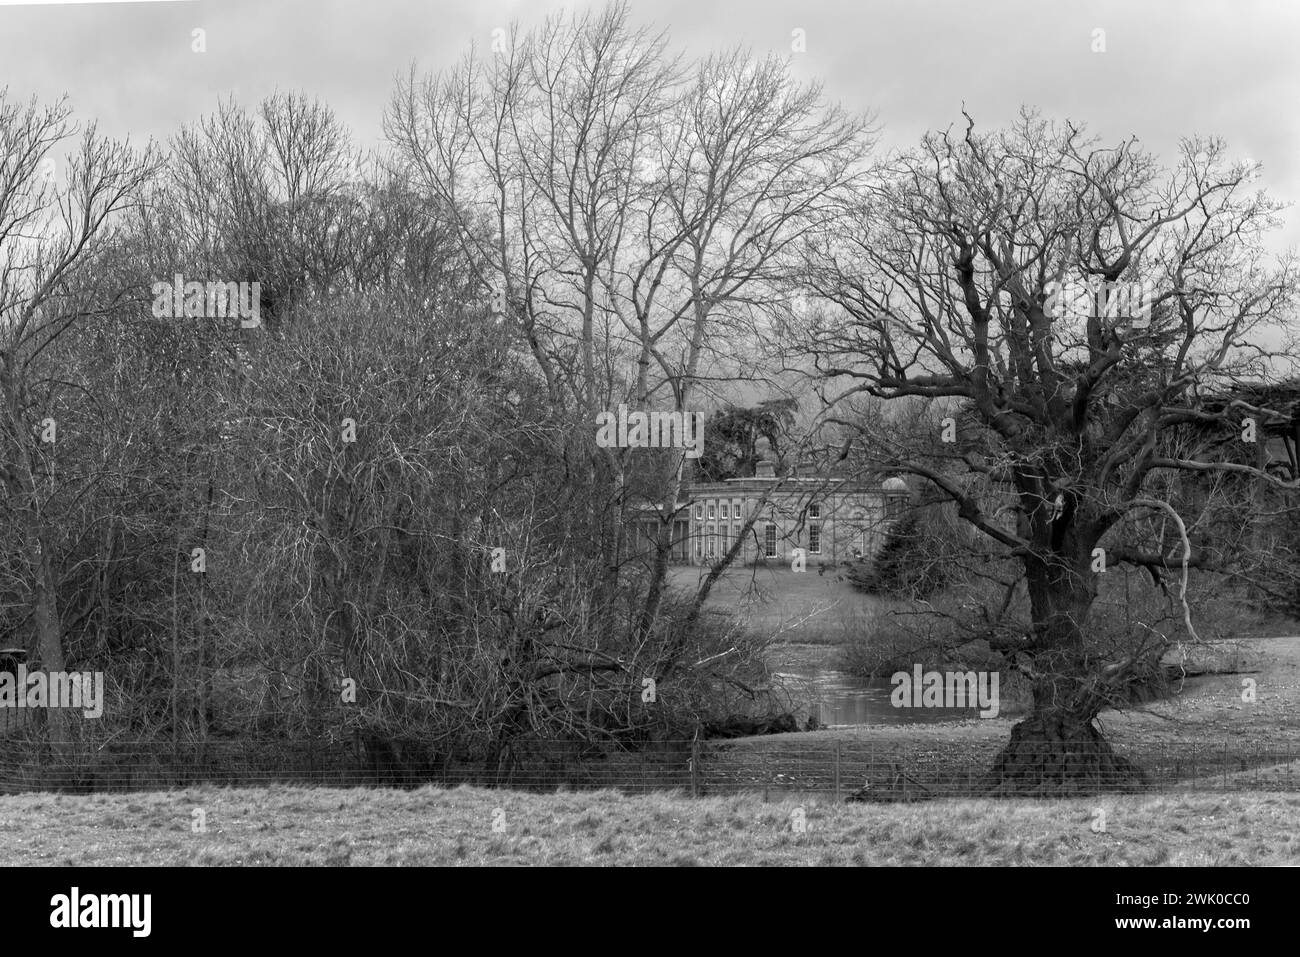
632;452;912;568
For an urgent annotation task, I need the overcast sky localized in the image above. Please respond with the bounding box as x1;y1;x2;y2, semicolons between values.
2;0;1296;252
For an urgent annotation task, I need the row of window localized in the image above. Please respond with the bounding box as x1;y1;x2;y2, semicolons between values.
691;498;904;523
694;521;822;559
685;495;904;561
695;500;740;521
693;500;822;521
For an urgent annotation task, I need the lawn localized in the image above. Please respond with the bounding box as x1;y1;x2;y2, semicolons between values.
1;785;1296;865
667;564;873;641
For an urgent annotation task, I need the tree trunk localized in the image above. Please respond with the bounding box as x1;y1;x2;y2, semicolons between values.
33;534;72;746
3;369;72;746
985;542;1147;794
985;707;1146;795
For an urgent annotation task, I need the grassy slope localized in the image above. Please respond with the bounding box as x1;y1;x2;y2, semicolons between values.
1;786;1297;865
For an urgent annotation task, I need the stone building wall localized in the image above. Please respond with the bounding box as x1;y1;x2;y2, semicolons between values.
632;475;911;568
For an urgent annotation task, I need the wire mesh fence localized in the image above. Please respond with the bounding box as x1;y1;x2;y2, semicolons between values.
0;737;695;795
1;735;1297;799
700;740;1300;800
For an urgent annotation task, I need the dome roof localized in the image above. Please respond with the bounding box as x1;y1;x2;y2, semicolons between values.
881;476;909;493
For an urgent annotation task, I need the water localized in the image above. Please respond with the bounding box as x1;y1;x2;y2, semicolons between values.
772;652;984;727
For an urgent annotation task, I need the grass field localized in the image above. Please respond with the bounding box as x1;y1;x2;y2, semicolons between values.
1;785;1296;865
667;564;876;642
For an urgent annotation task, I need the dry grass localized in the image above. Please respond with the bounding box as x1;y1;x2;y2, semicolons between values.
1;784;1296;866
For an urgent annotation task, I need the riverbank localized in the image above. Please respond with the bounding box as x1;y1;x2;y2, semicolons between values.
721;635;1300;775
669;564;1300;780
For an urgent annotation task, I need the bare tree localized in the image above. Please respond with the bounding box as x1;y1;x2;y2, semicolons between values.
386;0;871;633
0;90;159;742
801;109;1299;790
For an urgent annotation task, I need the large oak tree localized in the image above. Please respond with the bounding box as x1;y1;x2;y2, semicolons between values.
802;110;1299;790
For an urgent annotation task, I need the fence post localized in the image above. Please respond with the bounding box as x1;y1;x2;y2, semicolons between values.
690;739;699;798
833;740;841;801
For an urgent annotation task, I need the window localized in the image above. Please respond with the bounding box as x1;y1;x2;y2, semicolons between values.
694;535;703;559
720;503;729;520
764;524;778;558
708;503;716;520
809;524;821;554
695;504;703;520
706;524;716;558
720;525;730;554
808;502;821;519
886;495;907;521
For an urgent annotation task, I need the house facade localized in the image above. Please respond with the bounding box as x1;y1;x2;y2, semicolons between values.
632;456;912;567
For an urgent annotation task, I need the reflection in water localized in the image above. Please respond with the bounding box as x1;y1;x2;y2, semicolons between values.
773;665;982;727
